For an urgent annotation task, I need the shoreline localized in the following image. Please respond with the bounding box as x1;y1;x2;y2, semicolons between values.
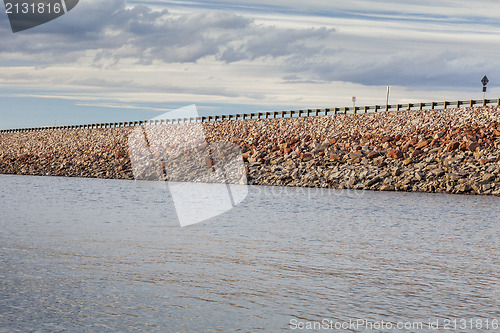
1;106;499;196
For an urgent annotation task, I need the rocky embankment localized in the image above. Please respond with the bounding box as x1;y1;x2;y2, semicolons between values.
1;106;499;195
0;128;132;179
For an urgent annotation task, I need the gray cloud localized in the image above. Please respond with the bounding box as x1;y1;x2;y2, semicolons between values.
217;26;335;63
1;0;499;91
0;1;336;66
285;47;500;89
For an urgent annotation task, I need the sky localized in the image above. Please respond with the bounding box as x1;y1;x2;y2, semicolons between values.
1;0;500;129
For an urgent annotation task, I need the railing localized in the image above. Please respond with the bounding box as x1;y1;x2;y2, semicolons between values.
1;98;499;134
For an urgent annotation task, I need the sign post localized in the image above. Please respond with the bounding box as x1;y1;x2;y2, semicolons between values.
481;75;489;100
352;96;356;110
386;86;390;107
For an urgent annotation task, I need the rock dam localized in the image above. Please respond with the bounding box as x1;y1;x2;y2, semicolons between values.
1;106;499;195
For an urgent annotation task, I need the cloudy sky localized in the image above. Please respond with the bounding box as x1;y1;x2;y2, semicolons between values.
1;0;500;129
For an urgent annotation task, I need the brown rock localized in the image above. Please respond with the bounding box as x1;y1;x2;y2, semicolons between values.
367;151;379;160
447;141;460;151
387;150;403;159
446;173;464;181
380;185;395;191
456;183;472;193
471;183;482;194
364;176;381;187
432;168;445;177
408;137;418;146
411;149;424;158
381;136;392;143
483;173;496;182
329;153;342;161
467;142;480;152
415;140;429;150
349;152;363;159
433;131;445;140
300;152;314;161
464;134;478;143
415;171;426;181
430;139;440;147
480;158;494;165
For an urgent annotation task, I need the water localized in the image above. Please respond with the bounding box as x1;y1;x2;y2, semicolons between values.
1;174;499;332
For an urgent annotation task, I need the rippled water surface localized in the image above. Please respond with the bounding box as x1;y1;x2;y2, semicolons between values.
1;174;500;332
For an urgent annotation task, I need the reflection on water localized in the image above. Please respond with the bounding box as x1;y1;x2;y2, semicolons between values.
1;174;499;332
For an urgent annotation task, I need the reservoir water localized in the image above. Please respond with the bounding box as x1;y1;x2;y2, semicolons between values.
1;174;499;332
